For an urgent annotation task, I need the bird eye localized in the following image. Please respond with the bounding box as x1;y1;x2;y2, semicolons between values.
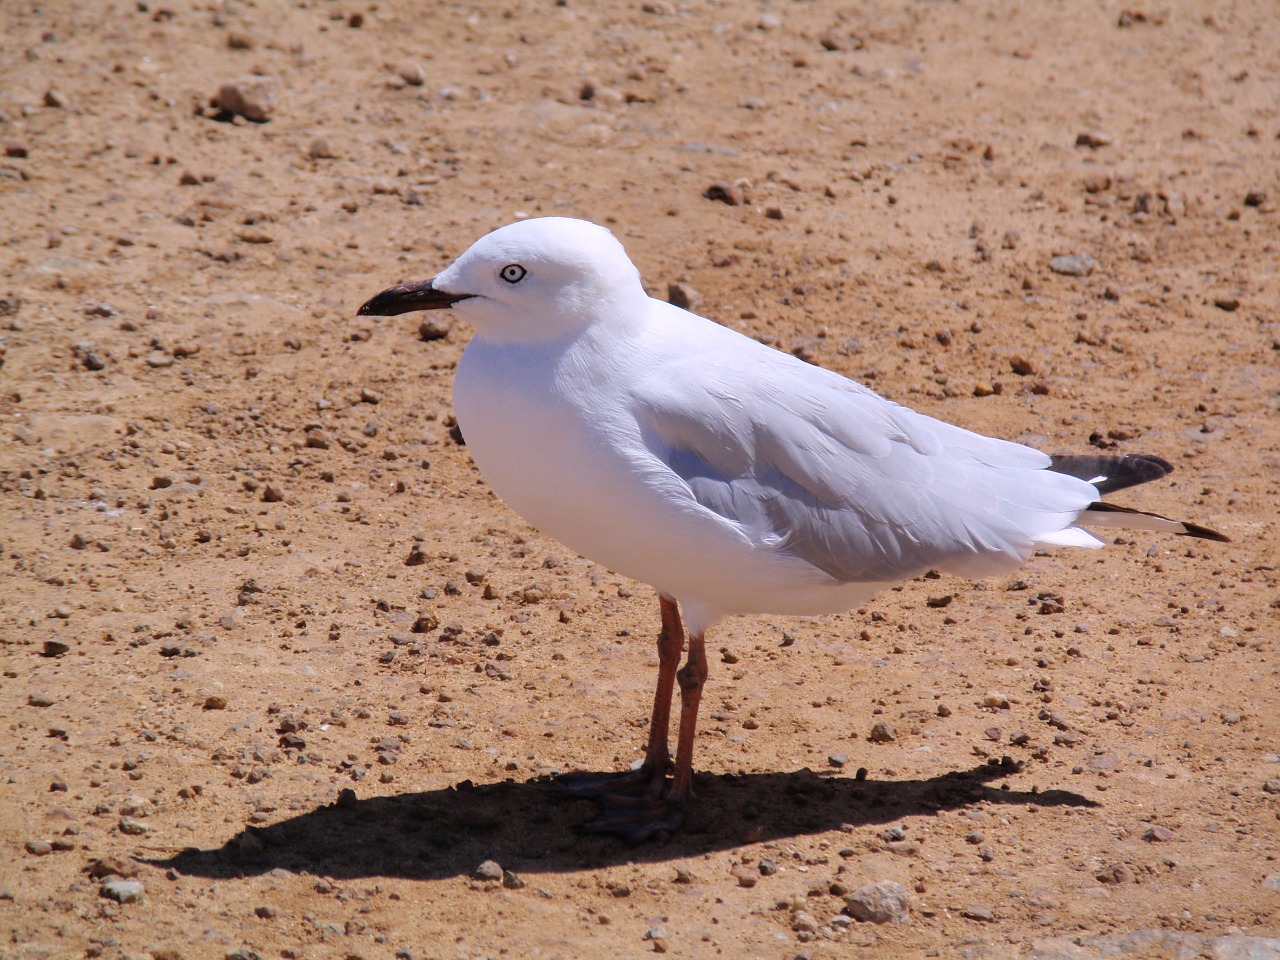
499;264;527;284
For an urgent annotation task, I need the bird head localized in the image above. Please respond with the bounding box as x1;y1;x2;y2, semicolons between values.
357;217;647;343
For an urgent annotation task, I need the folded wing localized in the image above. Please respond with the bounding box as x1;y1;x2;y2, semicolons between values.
634;353;1101;585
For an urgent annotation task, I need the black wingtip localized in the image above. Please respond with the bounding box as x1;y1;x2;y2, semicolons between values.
1049;453;1174;494
1177;521;1231;543
1087;501;1230;543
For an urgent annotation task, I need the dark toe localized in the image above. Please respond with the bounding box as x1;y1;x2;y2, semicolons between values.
573;798;689;844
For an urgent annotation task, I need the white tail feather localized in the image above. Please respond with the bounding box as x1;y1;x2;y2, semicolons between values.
1036;526;1105;549
1077;507;1190;537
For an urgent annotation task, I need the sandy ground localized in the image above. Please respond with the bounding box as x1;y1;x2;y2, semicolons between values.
2;1;1279;958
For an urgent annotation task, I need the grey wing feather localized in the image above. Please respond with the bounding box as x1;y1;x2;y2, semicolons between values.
635;362;1097;584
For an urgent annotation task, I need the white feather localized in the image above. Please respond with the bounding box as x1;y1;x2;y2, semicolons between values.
429;218;1182;635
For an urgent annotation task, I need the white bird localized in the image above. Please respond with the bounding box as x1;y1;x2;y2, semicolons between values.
359;217;1226;842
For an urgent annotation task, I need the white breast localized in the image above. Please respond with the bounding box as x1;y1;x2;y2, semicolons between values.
452;332;852;632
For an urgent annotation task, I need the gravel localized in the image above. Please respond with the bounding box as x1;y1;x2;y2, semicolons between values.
473;859;503;881
101;878;145;903
868;721;896;743
844;881;910;923
1049;253;1097;277
212;76;278;122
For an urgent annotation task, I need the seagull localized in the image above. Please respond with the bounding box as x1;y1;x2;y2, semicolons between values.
358;216;1227;842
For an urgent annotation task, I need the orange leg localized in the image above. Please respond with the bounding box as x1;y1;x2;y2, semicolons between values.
668;627;708;806
640;595;684;782
558;596;707;842
554;595;682;799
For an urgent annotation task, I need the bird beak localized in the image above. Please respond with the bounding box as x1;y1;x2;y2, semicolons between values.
357;278;472;316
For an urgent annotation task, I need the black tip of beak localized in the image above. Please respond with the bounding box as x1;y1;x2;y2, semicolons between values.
357;278;472;316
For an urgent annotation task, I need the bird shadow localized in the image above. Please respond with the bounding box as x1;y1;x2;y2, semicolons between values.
149;763;1096;882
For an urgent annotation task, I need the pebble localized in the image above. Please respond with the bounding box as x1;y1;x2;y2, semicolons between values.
1049;253;1096;277
212;76;278;123
1143;824;1175;842
1032;931;1280;960
1076;131;1113;148
758;857;778;876
28;692;54;707
868;721;896;743
828;752;848;768
791;910;819;932
203;695;228;710
473;859;503;881
1009;355;1036;376
730;862;758;887
25;838;52;856
308;138;338;160
119;816;150;835
89;855;138;879
119;796;153;818
419;317;450;341
818;28;863;51
1097;862;1134;884
666;282;700;312
704;181;744;206
502;870;525;890
398;62;428;86
962;904;995;922
101;878;145;903
844;880;910;924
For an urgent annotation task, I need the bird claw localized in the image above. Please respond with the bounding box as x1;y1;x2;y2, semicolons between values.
552;763;670;799
553;767;686;841
552;768;654;798
572;796;689;844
